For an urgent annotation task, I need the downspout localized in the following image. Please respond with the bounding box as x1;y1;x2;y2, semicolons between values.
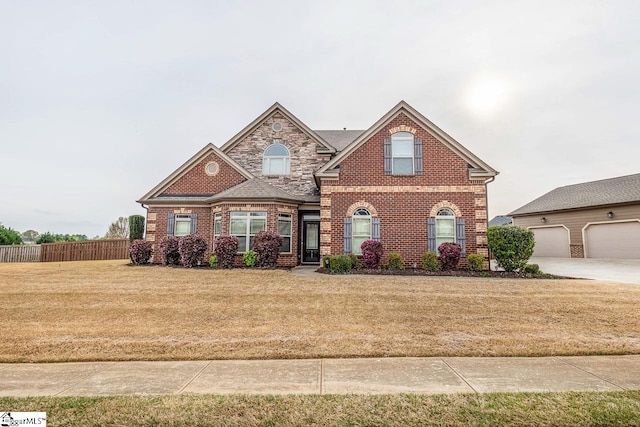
139;203;149;239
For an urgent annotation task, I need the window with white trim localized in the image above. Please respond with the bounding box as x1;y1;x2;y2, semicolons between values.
230;212;267;253
352;208;371;255
213;213;222;239
435;208;456;249
262;143;290;175
391;132;414;175
174;214;192;237
278;213;292;253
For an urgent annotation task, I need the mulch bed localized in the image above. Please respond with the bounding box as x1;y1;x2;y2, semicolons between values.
316;267;577;279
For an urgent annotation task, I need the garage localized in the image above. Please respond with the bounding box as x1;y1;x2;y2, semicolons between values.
584;221;640;259
530;226;570;258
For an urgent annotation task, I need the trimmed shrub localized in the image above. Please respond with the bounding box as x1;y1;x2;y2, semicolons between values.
522;263;541;275
129;239;153;265
129;215;145;241
243;250;257;267
438;242;462;270
387;252;404;270
361;240;383;269
422;252;440;271
178;234;208;268
348;253;359;270
329;254;354;274
467;253;485;272
214;235;239;269
487;225;535;272
159;236;181;266
253;230;283;268
209;255;218;268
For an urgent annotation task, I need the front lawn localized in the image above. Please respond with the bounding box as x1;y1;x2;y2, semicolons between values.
1;260;639;362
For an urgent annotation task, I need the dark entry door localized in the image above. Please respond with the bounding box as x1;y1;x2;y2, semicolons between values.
302;221;320;263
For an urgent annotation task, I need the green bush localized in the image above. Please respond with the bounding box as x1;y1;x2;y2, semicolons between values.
487;225;535;272
129;215;145;241
387;252;404;270
422;252;440;271
243;249;257;267
0;225;23;245
522;263;541;275
348;253;359;270
209;255;218;268
329;254;354;274
467;253;485;271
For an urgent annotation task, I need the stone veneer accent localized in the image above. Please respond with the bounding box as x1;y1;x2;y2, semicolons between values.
226;112;327;196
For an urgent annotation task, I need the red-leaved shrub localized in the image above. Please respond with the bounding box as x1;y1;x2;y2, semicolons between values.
253;230;283;268
129;239;153;265
361;240;383;269
438;242;461;270
159;235;180;265
214;235;239;269
178;234;208;268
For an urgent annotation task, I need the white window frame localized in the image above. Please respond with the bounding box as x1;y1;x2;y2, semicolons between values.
230;212;267;253
213;213;222;240
278;213;292;254
391;132;414;175
352;208;371;255
174;214;192;237
262;143;291;176
435;208;456;250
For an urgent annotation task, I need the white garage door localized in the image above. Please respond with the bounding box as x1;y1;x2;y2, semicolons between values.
584;221;640;259
531;226;570;258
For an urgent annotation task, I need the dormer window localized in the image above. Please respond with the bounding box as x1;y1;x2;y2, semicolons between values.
263;143;290;175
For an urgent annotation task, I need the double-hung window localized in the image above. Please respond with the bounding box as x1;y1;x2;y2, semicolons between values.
230;212;267;253
278;213;292;253
174;214;192;237
391;132;414;175
352;208;371;255
435;208;456;249
263;143;290;175
213;213;222;240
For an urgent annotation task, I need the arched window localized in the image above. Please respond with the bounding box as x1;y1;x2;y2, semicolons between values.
262;143;290;175
435;208;456;249
352;208;371;255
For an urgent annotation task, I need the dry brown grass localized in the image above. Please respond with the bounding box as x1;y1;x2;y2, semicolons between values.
1;260;639;362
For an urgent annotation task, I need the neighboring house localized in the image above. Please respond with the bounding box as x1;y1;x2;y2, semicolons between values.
488;215;512;227
138;101;498;266
509;173;640;259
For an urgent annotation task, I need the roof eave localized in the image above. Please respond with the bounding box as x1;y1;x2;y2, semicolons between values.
509;200;640;217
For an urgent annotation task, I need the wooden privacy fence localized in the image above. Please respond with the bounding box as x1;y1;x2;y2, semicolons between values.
0;239;130;263
0;244;42;262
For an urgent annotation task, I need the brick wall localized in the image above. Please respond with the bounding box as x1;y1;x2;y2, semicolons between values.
162;151;247;195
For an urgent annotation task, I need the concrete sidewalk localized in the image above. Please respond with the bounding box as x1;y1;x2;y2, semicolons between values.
1;356;639;397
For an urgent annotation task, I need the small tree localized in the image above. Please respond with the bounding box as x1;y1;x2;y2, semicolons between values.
104;217;129;239
0;224;23;245
178;234;208;268
253;230;283;268
21;229;39;244
487;225;535;272
129;239;153;265
361;240;383;269
129;215;145;241
438;242;462;270
214;235;239;268
159;236;181;265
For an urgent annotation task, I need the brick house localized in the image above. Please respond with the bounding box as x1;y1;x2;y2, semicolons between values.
137;101;498;267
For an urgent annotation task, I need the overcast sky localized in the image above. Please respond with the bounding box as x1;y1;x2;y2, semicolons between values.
2;0;639;238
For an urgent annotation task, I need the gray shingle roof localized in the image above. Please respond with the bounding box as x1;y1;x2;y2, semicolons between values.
488;215;513;227
207;179;320;203
315;130;365;152
509;173;640;216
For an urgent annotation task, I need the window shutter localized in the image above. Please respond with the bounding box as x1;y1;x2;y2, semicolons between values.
456;218;466;256
167;213;175;235
190;214;198;235
414;137;423;175
427;218;436;252
372;217;380;241
344;217;352;253
383;138;392;175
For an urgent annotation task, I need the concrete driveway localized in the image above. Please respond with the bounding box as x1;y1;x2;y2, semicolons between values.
529;257;640;285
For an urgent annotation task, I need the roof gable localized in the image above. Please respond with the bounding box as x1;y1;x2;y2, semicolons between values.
316;101;498;178
137;143;253;203
220;102;336;154
509;173;640;216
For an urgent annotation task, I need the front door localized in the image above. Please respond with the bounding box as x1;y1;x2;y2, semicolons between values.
302;221;320;263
